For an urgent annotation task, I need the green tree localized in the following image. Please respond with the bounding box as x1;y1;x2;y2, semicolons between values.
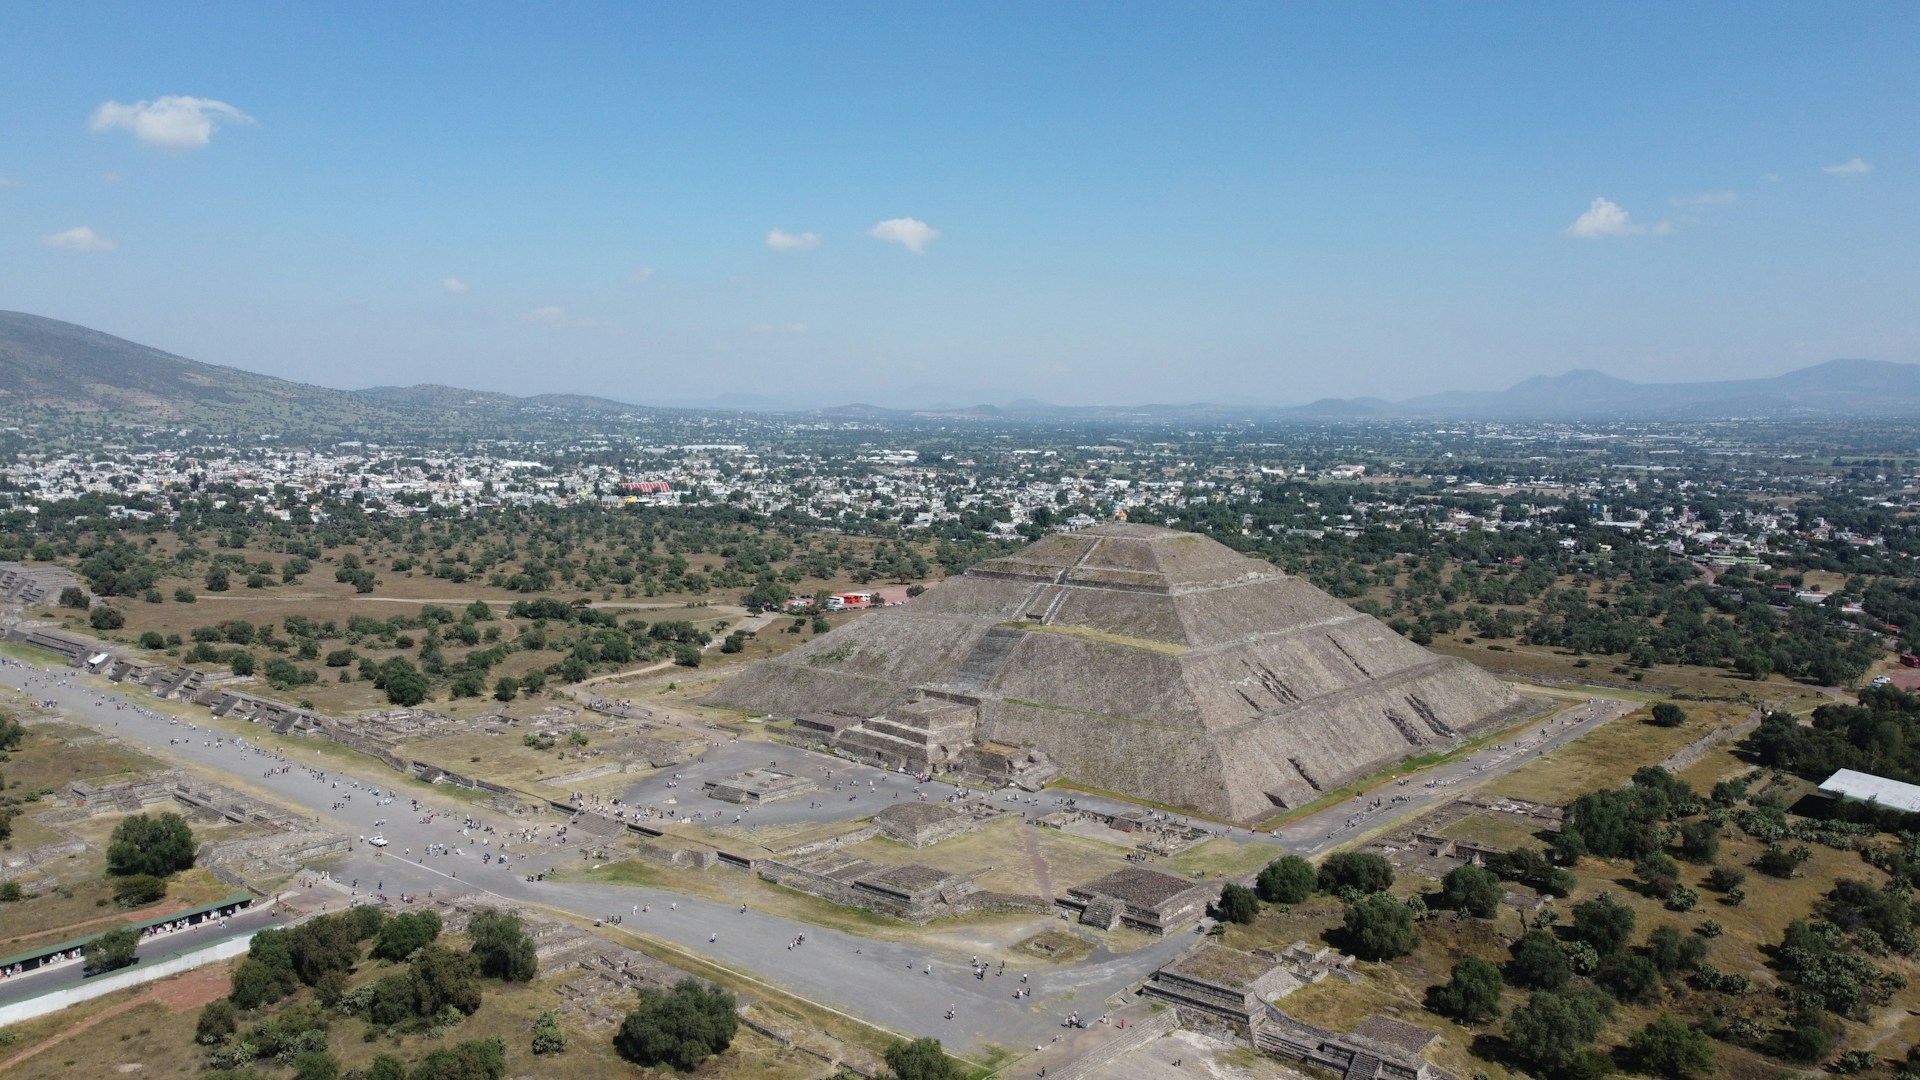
58;585;90;609
1427;957;1504;1023
1256;855;1316;904
1509;930;1570;990
85;925;140;973
1343;892;1418;961
106;811;195;877
371;910;443;961
1647;924;1708;974
1628;1015;1716;1078
1503;987;1615;1076
1649;702;1688;727
492;676;518;702
1571;893;1637;955
1318;851;1394;895
467;909;537;982
1635;851;1682;898
409;944;483;1017
613;978;738;1071
206;567;230;592
1438;864;1502;918
1678;819;1720;864
882;1036;966;1080
1596;952;1662;1004
1218;883;1260;924
89;606;125;630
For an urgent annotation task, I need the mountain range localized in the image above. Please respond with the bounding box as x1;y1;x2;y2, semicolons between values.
3;309;1919;431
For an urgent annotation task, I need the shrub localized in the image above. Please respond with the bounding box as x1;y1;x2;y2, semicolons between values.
113;873;167;907
1649;702;1688;727
410;1037;506;1080
291;1051;338;1080
1704;866;1745;892
530;1010;567;1055
196;999;238;1045
1318;851;1394;895
89;606;125;630
1628;1016;1715;1078
882;1036;966;1080
613;978;738;1071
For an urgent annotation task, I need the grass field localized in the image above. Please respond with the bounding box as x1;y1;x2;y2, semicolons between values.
1483;701;1752;803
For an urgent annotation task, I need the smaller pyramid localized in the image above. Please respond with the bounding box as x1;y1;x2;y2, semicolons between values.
706;525;1528;821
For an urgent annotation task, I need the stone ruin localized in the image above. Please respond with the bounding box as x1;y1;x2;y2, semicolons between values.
0;562;88;607
756;850;1049;923
706;523;1529;822
1059;865;1214;934
871;800;1007;847
703;767;817;804
1365;795;1561;881
1034;806;1210;858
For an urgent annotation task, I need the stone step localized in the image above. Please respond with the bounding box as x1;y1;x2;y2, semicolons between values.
947;626;1022;690
1344;1050;1381;1080
1042;1008;1178;1080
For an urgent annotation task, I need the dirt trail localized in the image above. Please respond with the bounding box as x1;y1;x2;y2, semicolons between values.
0;964;227;1073
0;899;191;949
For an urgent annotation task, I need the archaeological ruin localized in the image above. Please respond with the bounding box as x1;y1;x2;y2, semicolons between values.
707;523;1528;821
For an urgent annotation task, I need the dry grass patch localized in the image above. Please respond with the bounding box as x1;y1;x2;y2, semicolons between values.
1484;702;1748;803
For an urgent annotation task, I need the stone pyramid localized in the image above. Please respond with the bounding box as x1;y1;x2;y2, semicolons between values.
705;524;1528;821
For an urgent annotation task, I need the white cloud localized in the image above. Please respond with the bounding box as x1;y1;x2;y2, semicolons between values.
628;267;656;284
89;96;255;150
1671;190;1738;207
0;176;17;189
525;306;607;330
751;322;810;335
41;226;115;252
1823;157;1873;176
869;217;939;253
440;277;470;294
765;228;820;251
1564;197;1670;239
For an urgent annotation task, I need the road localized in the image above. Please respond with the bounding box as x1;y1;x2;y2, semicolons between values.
0;655;1623;1053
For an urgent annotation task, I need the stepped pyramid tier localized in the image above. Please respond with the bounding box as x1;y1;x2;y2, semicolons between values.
705;524;1528;822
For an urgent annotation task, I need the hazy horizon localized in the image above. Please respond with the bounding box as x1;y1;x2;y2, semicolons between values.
4;4;1915;407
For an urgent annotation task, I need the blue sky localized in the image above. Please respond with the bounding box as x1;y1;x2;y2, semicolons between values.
2;3;1914;407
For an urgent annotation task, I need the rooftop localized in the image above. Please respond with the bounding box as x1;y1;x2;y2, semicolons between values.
1818;768;1920;813
1069;866;1204;908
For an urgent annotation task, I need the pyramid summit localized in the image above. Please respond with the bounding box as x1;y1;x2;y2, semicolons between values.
706;524;1529;822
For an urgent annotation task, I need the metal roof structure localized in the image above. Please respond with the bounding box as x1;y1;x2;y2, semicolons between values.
1818;768;1920;814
